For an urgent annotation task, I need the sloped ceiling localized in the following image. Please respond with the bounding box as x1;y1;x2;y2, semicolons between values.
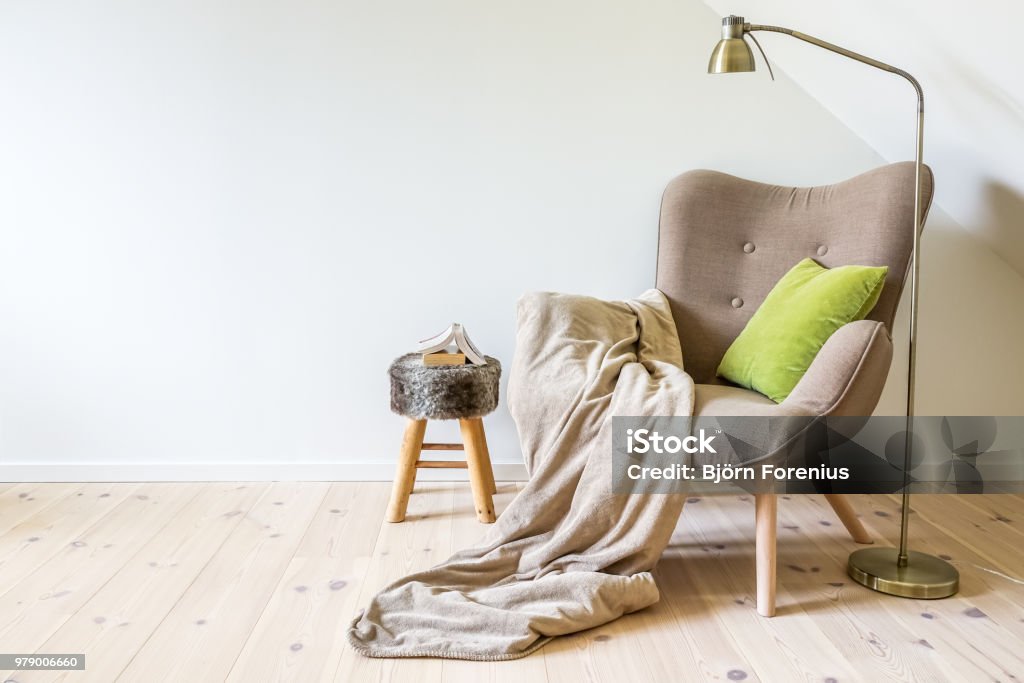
704;1;1024;276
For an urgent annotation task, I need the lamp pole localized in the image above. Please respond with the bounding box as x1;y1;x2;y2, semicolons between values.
708;16;958;599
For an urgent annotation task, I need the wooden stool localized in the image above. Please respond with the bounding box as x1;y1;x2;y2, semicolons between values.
385;353;501;524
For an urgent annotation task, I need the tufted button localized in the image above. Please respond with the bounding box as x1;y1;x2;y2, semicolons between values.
731;297;744;309
743;242;756;254
817;245;828;257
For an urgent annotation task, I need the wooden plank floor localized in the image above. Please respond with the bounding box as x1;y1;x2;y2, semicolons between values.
1;484;1023;682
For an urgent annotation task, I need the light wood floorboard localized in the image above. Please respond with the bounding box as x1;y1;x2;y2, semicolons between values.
0;484;84;539
0;485;1022;682
226;483;389;683
37;483;269;683
0;483;198;666
116;482;328;682
0;484;140;592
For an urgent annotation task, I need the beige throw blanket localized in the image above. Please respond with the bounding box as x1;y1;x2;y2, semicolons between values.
348;290;694;660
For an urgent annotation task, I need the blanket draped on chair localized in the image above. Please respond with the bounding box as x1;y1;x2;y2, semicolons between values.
347;290;694;660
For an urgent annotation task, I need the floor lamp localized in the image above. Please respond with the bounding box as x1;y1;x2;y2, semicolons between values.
706;15;958;599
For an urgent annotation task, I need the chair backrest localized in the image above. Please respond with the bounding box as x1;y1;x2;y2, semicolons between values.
655;162;934;384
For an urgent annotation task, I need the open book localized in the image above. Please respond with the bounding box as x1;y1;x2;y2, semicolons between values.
417;323;487;366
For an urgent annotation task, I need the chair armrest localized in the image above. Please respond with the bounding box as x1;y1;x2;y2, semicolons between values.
781;320;893;416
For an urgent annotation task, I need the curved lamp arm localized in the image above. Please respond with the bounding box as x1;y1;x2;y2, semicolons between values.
747;24;923;109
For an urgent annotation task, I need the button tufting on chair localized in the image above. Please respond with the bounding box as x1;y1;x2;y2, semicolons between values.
743;242;756;253
817;245;828;256
731;297;744;308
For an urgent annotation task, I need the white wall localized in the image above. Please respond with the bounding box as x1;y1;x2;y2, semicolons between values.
875;208;1024;417
704;1;1024;417
1;0;932;481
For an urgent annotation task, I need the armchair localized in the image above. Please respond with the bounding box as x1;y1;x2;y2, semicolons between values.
656;162;934;616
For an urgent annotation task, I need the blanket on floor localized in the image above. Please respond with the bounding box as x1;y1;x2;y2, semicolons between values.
347;289;695;660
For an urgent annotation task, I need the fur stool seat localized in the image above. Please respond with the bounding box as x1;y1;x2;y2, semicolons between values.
388;353;501;420
386;354;501;524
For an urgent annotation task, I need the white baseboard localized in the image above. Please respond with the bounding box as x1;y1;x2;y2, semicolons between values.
0;462;530;483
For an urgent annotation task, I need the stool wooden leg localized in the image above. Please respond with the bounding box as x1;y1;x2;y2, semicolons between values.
386;418;426;523
460;418;496;523
472;418;497;494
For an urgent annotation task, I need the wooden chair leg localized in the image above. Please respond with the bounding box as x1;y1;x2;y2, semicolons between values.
472;419;498;494
824;494;873;544
755;493;777;617
460;418;496;523
385;418;426;523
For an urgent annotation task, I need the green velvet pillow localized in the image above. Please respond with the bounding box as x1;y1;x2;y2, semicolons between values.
717;258;888;403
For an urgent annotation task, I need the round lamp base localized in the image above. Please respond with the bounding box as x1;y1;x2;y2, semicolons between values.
848;547;959;599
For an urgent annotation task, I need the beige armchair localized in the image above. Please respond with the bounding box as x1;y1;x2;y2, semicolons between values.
656;162;934;616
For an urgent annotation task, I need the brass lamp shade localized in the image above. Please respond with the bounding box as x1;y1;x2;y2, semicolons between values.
708;38;755;74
